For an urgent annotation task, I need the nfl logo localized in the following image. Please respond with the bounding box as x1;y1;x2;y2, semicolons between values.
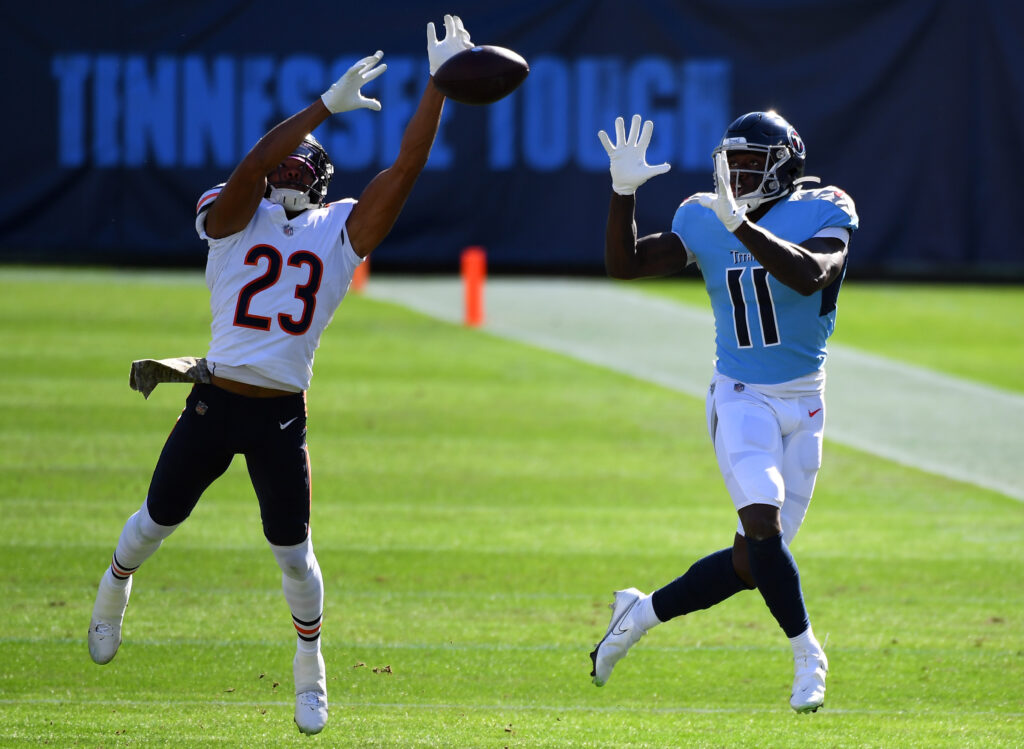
195;401;208;415
283;225;294;236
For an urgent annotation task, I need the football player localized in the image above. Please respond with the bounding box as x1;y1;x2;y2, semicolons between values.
590;111;858;713
87;14;475;736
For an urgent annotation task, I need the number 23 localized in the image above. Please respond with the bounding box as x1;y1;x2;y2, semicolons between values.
233;245;323;335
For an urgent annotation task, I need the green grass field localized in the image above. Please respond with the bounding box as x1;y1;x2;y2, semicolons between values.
638;279;1024;393
1;268;1022;747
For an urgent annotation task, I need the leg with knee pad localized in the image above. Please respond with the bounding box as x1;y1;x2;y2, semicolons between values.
779;399;823;544
780;492;811;545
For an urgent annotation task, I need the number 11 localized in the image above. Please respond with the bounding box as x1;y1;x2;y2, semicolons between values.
726;266;780;348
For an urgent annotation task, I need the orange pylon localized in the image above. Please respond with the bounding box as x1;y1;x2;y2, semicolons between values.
461;246;486;326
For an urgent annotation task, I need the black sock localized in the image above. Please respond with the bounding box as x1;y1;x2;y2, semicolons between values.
746;533;809;638
651;547;752;622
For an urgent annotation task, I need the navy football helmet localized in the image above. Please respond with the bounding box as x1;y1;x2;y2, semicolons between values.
267;133;334;211
712;111;806;209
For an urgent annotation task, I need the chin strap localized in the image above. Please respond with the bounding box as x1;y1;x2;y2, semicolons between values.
735;193;765;211
268;187;312;211
738;176;818;209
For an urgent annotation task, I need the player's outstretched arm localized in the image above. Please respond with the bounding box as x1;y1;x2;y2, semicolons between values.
599;115;686;279
346;15;472;257
205;52;387;239
604;194;688;280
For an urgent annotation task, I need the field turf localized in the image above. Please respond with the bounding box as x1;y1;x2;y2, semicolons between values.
0;268;1021;747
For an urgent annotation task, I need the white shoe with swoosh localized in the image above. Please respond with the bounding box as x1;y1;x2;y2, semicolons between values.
790;646;828;712
88;574;132;665
294;650;328;734
590;587;649;686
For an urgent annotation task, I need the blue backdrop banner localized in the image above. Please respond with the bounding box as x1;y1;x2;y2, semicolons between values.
3;1;1022;278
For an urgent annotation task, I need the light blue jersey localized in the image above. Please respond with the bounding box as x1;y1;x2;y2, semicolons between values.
673;186;858;385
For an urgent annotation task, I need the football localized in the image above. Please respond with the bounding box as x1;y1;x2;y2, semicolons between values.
433;46;529;105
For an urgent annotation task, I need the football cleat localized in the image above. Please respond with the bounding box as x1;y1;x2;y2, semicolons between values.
590;587;649;687
294;650;328;734
88;574;133;665
790;646;828;713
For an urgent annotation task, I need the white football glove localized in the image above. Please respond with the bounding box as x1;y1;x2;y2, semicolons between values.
597;114;671;196
697;151;748;232
427;14;473;76
321;51;387;114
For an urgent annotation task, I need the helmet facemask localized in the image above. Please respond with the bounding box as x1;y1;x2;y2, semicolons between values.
713;143;797;211
267;136;334;211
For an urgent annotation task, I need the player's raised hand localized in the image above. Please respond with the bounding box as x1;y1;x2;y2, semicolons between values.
321;51;387;114
697;151;748;232
427;14;474;75
598;115;671;196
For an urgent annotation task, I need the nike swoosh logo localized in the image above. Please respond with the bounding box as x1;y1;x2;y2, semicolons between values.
609;598;639;636
808;408;822;418
279;417;299;430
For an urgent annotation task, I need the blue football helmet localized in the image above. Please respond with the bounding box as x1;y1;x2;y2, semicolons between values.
712;111;806;210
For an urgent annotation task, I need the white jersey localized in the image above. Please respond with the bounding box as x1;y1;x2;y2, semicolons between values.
195;187;364;391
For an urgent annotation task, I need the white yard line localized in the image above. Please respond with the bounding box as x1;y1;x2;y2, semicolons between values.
6;696;1018;717
365;276;1024;502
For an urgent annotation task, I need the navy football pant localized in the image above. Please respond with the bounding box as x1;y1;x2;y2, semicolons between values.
145;384;311;546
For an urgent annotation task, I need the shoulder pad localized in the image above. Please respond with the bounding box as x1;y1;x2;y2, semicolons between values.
791;186;854;209
196;183;226;215
790;185;858;228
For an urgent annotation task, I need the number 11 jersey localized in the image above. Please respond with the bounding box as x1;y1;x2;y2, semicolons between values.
672;186;859;385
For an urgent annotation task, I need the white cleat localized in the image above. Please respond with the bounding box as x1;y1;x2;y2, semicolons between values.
294;650;328;735
295;691;328;734
88;574;132;665
790;646;828;713
590;587;649;687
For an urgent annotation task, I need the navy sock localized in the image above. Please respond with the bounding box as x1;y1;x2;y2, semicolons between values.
651;548;753;622
746;533;810;638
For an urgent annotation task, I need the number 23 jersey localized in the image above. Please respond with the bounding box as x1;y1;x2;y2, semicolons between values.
672;186;859;385
195;188;363;391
